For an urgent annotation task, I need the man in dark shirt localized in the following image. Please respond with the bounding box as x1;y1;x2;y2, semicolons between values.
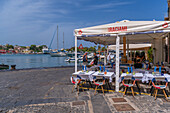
83;52;88;65
93;53;98;65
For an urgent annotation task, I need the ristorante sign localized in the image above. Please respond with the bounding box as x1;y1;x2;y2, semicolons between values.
108;26;127;32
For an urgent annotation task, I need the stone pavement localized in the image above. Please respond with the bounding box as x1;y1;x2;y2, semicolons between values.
0;67;170;113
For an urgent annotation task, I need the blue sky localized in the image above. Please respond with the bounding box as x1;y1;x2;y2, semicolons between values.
0;0;168;49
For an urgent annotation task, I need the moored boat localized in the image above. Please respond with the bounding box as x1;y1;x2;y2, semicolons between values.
0;64;9;70
65;57;82;62
42;48;50;54
66;52;81;57
50;52;66;57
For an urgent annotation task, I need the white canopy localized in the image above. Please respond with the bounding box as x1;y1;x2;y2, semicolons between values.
108;44;152;50
74;20;170;92
75;20;170;45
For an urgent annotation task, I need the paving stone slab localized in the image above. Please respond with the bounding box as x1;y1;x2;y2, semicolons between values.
91;95;112;113
112;98;127;103
113;104;135;111
72;101;85;106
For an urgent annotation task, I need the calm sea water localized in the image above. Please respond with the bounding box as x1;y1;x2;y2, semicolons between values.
0;54;76;69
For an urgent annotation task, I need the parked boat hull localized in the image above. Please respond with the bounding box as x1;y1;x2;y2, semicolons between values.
50;52;66;57
0;64;9;70
65;57;82;62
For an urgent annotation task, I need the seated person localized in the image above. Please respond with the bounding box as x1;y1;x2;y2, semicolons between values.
134;55;143;69
136;55;141;63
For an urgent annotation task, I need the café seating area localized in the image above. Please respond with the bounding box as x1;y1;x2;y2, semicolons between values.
71;64;170;101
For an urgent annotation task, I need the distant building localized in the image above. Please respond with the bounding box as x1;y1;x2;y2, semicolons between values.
26;46;30;49
36;45;40;48
6;44;9;47
0;45;7;49
22;49;33;54
0;50;6;54
165;0;170;63
8;49;15;54
42;48;50;54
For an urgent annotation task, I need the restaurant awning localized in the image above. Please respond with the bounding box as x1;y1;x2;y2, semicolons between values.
74;20;170;45
108;44;152;50
74;20;170;92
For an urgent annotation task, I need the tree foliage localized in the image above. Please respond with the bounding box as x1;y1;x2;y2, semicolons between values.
20;46;26;49
148;48;153;62
30;45;36;51
6;45;14;50
101;47;106;51
66;46;97;53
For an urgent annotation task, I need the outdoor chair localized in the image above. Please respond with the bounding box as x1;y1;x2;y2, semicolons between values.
93;76;105;95
122;76;136;96
151;77;168;100
71;75;84;94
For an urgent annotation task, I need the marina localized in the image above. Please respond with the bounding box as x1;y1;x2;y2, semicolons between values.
0;54;75;69
0;52;110;69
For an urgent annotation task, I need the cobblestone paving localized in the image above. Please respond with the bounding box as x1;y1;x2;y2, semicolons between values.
0;67;169;113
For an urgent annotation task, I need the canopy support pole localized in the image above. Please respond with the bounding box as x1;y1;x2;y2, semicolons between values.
123;36;126;63
134;51;136;58
153;39;156;64
106;48;109;64
127;39;129;61
130;50;132;61
75;36;77;72
145;48;148;60
104;46;107;66
160;38;163;63
115;35;120;92
168;34;170;63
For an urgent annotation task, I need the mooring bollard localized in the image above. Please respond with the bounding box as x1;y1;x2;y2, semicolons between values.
11;65;16;70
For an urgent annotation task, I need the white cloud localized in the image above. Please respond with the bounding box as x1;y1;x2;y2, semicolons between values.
0;0;74;48
0;0;134;48
0;0;68;24
82;1;133;11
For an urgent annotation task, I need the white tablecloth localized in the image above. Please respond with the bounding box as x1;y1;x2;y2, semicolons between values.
120;73;144;82
72;71;95;80
120;73;170;83
142;74;170;83
164;66;170;73
92;72;115;82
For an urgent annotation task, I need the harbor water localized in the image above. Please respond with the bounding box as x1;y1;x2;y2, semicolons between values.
0;54;76;69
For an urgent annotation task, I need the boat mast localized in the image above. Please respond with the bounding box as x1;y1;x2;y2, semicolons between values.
49;25;58;51
63;32;64;49
57;25;59;50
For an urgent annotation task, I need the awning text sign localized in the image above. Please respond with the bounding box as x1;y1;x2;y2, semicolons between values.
108;26;127;32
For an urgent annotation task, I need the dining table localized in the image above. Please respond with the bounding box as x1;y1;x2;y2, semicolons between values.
72;71;95;88
92;71;115;90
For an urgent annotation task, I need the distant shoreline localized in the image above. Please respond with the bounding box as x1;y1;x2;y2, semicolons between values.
0;53;49;55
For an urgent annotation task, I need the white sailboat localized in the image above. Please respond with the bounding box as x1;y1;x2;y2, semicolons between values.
50;27;66;57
